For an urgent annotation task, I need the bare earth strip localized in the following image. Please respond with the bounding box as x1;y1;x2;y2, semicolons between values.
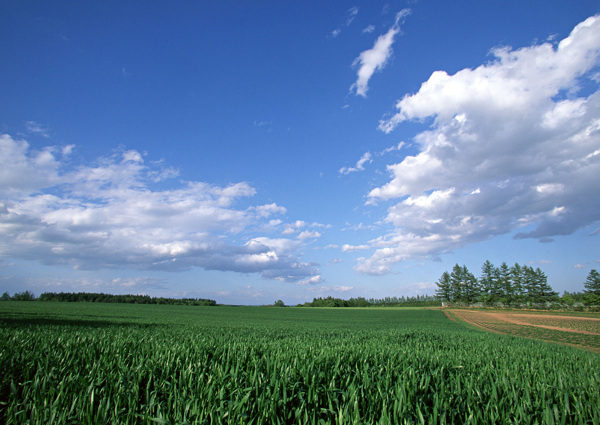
449;309;600;352
486;312;600;335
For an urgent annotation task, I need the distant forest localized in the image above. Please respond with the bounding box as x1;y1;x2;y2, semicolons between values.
1;291;217;306
297;295;441;308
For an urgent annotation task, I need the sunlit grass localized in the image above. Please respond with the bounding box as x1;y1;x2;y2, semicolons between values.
1;302;599;424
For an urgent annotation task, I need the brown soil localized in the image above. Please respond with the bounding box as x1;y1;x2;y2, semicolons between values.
448;309;600;352
484;312;600;335
442;310;456;322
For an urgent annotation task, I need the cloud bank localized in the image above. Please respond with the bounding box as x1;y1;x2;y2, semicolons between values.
358;15;600;274
0;136;318;282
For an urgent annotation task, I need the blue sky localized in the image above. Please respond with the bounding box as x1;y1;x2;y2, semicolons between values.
1;1;600;305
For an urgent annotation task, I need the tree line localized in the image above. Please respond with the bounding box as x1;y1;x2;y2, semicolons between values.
298;295;441;308
1;291;217;306
435;262;600;307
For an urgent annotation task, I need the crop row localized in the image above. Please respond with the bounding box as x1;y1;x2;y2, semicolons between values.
1;303;599;424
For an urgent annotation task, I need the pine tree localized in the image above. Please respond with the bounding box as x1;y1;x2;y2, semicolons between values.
583;269;600;306
435;271;452;302
510;263;525;306
462;265;480;304
450;264;465;303
497;262;513;305
479;260;497;305
523;265;539;305
536;268;558;304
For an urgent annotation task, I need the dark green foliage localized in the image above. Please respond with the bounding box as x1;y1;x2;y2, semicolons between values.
435;271;451;302
436;261;560;306
510;263;525;305
37;291;216;306
300;295;441;307
479;260;497;305
9;291;36;301
497;262;513;304
583;269;600;306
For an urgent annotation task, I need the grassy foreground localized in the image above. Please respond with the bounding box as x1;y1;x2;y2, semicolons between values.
1;302;599;424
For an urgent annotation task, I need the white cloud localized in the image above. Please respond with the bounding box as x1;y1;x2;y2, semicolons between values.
358;14;600;274
346;7;359;25
332;285;353;292
351;9;411;97
250;203;287;217
297;230;322;240
331;7;360;38
339;152;372;174
25;121;50;138
362;25;375;34
380;141;406;155
282;220;307;234
307;285;353;294
0;135;63;197
341;244;370;252
297;275;322;285
0;136;319;283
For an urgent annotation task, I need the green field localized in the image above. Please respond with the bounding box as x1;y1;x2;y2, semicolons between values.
1;303;599;424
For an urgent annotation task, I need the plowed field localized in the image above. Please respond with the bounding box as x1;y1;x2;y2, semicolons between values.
449;309;600;352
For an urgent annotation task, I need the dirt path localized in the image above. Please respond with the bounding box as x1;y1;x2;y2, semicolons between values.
448;309;600;352
483;312;600;336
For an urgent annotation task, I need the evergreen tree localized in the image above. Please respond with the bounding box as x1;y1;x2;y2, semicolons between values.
435;271;452;302
462;265;480;304
450;264;465;303
511;263;526;305
523;266;539;304
536;268;558;304
479;260;497;305
523;267;557;305
11;290;36;301
497;262;513;305
583;269;600;306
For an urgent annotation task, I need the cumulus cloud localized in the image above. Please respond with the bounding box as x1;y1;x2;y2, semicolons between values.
297;275;322;285
297;230;322;240
339;152;372;174
351;9;411;97
0;136;319;282
359;15;600;274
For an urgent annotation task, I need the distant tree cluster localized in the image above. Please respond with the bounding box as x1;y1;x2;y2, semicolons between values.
435;261;560;306
435;262;600;307
299;295;440;308
1;291;216;306
1;290;36;301
583;269;600;306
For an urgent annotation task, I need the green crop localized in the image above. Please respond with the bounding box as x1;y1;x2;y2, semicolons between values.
1;302;599;424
